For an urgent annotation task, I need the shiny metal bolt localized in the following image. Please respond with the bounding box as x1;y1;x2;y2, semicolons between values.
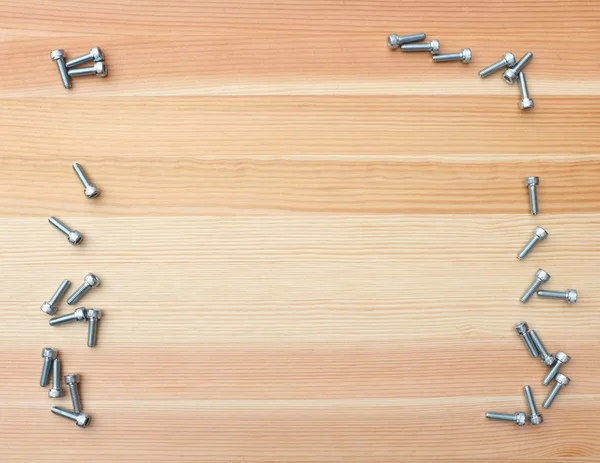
525;176;539;215
86;309;102;347
400;39;440;55
529;330;555;366
537;289;578;303
517;226;548;260
432;48;471;63
40;279;71;316
48;359;65;398
51;407;90;428
543;352;570;386
65;47;104;68
49;307;87;326
40;348;57;387
48;217;83;246
515;321;538;358
543;373;570;408
387;33;426;49
67;273;100;305
518;72;535;110
485;411;526;426
520;269;550;303
50;49;71;89
64;373;82;414
503;52;533;84
524;386;543;424
479;52;516;78
67;61;108;78
73;163;100;199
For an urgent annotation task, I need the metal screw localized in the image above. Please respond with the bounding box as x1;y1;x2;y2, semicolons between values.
49;307;87;326
517;226;548;260
542;351;570;386
73;163;100;199
64;373;82;414
485;411;526;426
432;48;471;63
40;279;71;316
48;217;83;246
503;52;533;84
518;72;535;110
525;176;539;215
529;330;555;366
67;62;108;78
387;33;426;49
65;47;104;68
48;359;65;398
479;52;516;78
524;386;543;425
537;289;577;304
67;273;100;305
543;373;570;408
86;309;102;347
520;269;550;303
40;348;57;387
49;49;71;89
400;39;440;55
515;321;538;358
51;407;90;428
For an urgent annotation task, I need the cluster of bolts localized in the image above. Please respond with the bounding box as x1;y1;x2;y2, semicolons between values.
387;32;471;63
480;51;535;110
50;47;107;89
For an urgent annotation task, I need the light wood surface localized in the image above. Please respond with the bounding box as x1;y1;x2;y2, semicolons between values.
1;1;599;461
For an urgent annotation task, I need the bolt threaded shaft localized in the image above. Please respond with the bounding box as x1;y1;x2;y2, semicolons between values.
40;357;53;387
543;382;563;408
67;283;91;305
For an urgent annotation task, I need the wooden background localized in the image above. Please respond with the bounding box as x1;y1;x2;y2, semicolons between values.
1;0;599;461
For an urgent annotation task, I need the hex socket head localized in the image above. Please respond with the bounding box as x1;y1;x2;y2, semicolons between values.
387;34;401;49
76;413;91;428
525;176;539;186
68;230;83;245
566;289;578;303
555;373;570;386
555;351;570;364
89;47;104;61
73;307;88;321
84;185;100;199
533;226;548;239
84;273;100;288
42;347;57;360
40;302;57;316
504;52;516;66
535;269;550;282
461;48;472;63
48;387;65;398
86;308;102;320
64;373;80;385
503;67;519;84
514;321;529;335
541;354;556;366
93;61;108;77
520;98;535;110
430;40;440;55
50;49;65;61
529;413;543;425
515;412;526;426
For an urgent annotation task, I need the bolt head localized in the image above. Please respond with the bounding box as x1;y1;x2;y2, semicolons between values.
40;302;57;316
520;98;535;110
48;387;65;398
515;412;526;426
542;354;556;367
525;176;539;186
503;68;518;84
50;49;65;61
504;52;516;66
514;321;529;335
90;47;104;61
535;269;550;283
94;61;108;77
84;273;101;288
76;413;91;428
555;373;570;386
86;308;102;320
429;40;440;55
533;226;548;240
42;348;57;359
84;184;100;199
566;289;577;303
68;230;83;246
64;373;80;385
387;34;400;49
555;351;570;364
529;413;543;425
461;48;472;63
74;307;88;321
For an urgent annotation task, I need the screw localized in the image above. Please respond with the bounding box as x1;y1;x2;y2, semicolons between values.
537;289;577;304
40;279;71;316
479;52;516;78
51;407;90;428
520;269;550;303
67;273;100;305
387;33;426;49
400;39;440;55
48;217;83;246
485;411;526;426
48;359;65;398
67;62;108;78
517;226;548;260
503;52;533;84
64;373;83;414
529;330;555;366
515;321;538;358
524;386;543;424
86;309;102;347
73;163;100;199
40;348;57;387
542;351;570;386
518;72;535;110
543;373;570;408
525;176;539;215
65;47;104;68
49;307;87;326
49;49;71;89
432;48;471;63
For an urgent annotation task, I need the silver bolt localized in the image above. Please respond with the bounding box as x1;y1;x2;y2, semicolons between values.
432;48;471;63
518;72;535;110
40;348;57;387
524;386;543;425
67;61;108;78
520;269;550;303
529;330;555;366
65;47;104;68
49;307;87;326
64;373;82;414
73;163;100;199
48;217;83;246
525;176;539;215
543;373;570;408
48;359;65;398
517;226;548;260
485;411;526;426
86;309;102;347
400;39;440;55
542;351;570;386
537;289;577;304
49;49;71;89
503;52;533;84
40;279;71;316
51;407;90;428
387;33;426;49
479;52;516;78
67;273;100;305
515;321;538;358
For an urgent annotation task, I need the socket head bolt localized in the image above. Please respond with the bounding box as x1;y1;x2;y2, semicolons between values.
86;309;102;347
520;269;550;303
537;289;578;303
48;217;83;246
543;373;570;409
542;351;570;386
503;51;533;84
48;359;65;398
387;32;427;49
65;47;104;68
515;321;539;358
529;330;555;367
40;279;71;316
67;61;108;78
517;226;548;260
524;385;543;425
49;307;88;326
479;52;516;78
67;273;100;305
73;163;100;199
51;407;90;428
432;48;471;63
400;39;440;55
485;411;526;426
518;72;535;110
50;49;72;89
40;348;58;387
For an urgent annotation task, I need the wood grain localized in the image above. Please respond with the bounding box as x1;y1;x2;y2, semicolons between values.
1;0;599;461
